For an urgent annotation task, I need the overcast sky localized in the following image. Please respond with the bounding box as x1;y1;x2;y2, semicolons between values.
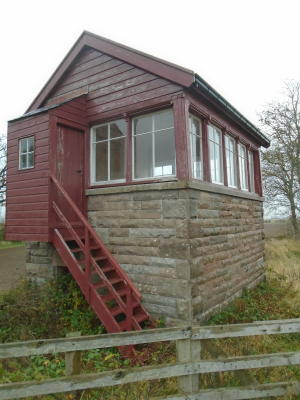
1;0;299;137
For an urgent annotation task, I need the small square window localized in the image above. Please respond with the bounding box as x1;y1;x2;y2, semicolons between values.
19;137;34;170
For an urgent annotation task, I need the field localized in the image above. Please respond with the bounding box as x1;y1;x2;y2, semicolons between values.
0;237;300;399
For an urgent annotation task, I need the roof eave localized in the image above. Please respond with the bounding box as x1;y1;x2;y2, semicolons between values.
193;74;270;148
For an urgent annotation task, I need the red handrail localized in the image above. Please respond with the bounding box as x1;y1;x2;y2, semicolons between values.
50;175;142;300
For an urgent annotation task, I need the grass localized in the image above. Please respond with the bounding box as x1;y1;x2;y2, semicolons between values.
0;223;24;248
1;237;300;399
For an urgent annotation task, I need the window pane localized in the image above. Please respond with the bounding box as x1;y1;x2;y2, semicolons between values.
154;110;174;131
21;154;27;169
95;125;108;142
28;153;34;168
110;121;126;139
21;139;27;154
230;138;234;152
210;141;215;181
110;138;126;180
134;133;153;179
215;130;221;145
208;125;214;141
95;141;108;181
28;137;34;152
230;151;236;186
193;134;202;179
154;128;175;176
215;145;222;182
225;136;229;149
134;115;152;135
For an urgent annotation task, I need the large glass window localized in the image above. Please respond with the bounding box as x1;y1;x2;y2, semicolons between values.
225;135;237;187
189;115;202;179
133;109;175;179
209;125;223;184
91;120;126;183
249;151;255;192
238;143;248;190
19;136;34;170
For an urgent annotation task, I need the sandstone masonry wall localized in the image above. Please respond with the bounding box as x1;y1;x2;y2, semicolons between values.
86;181;265;324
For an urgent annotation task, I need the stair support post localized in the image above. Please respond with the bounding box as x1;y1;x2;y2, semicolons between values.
85;227;91;302
126;284;133;332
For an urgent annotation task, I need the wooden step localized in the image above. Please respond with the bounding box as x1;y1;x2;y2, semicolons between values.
90;265;115;276
71;246;100;253
134;313;150;324
93;277;124;290
101;289;127;303
77;256;107;264
110;301;140;317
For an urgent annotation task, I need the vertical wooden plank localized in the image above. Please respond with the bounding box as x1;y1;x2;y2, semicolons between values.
222;129;228;187
65;331;81;399
254;150;263;196
49;114;57;240
176;338;193;394
191;340;201;392
173;96;191;181
125;114;132;183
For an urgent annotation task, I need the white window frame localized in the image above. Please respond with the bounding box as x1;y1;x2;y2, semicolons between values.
132;109;176;181
249;151;255;193
209;124;223;185
238;143;248;191
225;135;237;188
189;114;203;180
90;119;126;185
19;136;34;170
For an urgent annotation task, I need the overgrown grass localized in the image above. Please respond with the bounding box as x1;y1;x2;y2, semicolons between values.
1;238;300;399
0;222;23;248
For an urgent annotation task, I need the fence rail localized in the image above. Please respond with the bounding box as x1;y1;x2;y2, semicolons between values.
1;319;300;399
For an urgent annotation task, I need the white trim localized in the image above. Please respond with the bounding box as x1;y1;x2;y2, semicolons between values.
132;109;176;180
208;124;223;185
90;119;126;186
19;136;34;170
189;114;203;180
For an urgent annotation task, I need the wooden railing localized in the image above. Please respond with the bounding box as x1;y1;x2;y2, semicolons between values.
50;174;141;300
1;319;300;399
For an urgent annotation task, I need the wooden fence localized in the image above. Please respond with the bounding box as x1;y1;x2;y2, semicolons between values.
1;319;300;399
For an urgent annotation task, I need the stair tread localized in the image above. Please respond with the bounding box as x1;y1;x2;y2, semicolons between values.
109;301;140;317
101;289;127;303
71;245;100;253
133;313;150;324
78;256;107;264
93;277;124;289
90;265;115;276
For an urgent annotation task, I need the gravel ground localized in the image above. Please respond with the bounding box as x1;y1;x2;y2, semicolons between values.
0;245;26;292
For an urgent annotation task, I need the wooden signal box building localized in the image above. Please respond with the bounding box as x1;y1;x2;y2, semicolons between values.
6;32;270;330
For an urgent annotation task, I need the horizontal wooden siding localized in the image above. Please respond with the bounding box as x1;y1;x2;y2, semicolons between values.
6;113;50;241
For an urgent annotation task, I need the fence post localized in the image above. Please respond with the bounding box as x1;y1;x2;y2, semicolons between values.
191;339;201;391
65;331;81;399
176;337;193;394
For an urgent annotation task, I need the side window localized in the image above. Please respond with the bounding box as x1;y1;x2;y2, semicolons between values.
209;125;223;184
238;143;248;190
189;115;202;180
133;109;175;179
225;135;237;187
91;120;126;183
19;137;34;170
249;151;255;192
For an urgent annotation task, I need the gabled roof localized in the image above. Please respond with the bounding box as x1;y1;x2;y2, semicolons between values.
26;31;195;113
24;31;270;147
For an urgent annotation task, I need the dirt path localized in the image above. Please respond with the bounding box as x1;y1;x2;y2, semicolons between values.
0;245;26;292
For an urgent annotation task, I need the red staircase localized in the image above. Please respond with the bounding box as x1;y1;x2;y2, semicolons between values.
50;175;155;359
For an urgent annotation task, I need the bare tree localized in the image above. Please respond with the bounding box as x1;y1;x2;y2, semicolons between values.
0;135;6;206
259;80;300;239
